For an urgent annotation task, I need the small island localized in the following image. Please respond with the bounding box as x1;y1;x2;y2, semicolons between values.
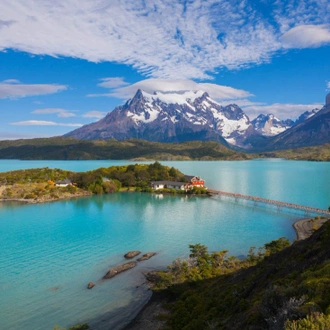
0;162;208;203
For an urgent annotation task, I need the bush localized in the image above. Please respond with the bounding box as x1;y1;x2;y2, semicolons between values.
285;312;330;329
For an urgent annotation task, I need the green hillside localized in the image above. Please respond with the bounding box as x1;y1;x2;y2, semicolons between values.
144;220;330;329
0;137;249;160
266;143;330;161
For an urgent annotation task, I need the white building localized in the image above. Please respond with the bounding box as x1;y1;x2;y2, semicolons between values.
55;179;73;187
151;181;189;190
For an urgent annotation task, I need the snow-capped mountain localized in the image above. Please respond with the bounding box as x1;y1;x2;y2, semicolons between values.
259;103;330;150
66;89;258;147
294;108;320;125
251;114;294;136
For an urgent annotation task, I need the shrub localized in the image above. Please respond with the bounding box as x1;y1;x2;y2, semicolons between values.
285;312;330;329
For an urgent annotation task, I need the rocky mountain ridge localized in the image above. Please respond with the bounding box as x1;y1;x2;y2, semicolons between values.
66;89;258;147
66;89;327;150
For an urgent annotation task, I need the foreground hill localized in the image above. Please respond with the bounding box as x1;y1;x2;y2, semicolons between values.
0;138;250;160
128;220;330;329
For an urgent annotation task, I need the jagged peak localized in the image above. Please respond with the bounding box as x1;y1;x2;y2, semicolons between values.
129;89;210;106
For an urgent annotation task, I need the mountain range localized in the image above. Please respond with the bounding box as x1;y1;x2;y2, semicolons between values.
66;89;329;151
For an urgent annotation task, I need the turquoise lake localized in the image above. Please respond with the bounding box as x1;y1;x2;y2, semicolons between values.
0;159;330;329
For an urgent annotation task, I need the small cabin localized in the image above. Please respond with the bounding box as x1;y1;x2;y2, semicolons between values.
55;179;73;187
184;175;205;187
151;181;190;191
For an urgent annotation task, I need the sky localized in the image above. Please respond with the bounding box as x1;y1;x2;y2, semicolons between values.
0;0;330;140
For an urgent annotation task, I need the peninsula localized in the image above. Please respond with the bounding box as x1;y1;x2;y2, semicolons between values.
0;162;207;203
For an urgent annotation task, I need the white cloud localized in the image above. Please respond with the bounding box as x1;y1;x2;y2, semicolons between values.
89;78;252;101
0;131;52;140
82;111;107;119
97;77;129;89
327;81;330;90
281;25;330;48
1;1;329;79
2;79;20;84
32;108;76;118
242;103;323;120
11;120;82;127
0;80;67;99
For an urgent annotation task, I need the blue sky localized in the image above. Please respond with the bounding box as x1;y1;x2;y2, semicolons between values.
0;0;329;140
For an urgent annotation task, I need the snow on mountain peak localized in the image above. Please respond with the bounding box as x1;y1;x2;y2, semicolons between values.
140;89;207;105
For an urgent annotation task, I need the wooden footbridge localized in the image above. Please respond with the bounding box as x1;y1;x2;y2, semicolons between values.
208;189;330;216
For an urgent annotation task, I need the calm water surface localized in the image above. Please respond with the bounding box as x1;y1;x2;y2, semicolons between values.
0;159;329;329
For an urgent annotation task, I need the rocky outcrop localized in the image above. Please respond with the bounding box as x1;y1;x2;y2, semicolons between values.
87;282;95;289
124;251;141;259
137;252;156;262
103;261;137;279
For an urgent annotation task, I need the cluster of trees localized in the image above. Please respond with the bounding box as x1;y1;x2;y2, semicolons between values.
154;238;290;290
69;162;186;194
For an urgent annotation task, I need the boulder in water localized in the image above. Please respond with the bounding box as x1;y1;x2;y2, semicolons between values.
103;261;137;279
137;252;156;262
124;251;141;259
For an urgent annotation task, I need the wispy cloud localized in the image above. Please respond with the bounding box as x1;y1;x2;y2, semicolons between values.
0;79;67;99
0;1;329;79
2;78;20;84
11;120;82;127
242;103;323;120
82;111;107;119
89;78;252;100
0;131;53;140
281;25;330;48
97;77;129;89
32;108;76;118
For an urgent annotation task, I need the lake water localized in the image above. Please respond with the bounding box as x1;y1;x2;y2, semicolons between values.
0;159;329;330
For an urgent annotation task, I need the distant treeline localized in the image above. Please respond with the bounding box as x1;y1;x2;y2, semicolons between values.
0;137;250;160
0;137;329;161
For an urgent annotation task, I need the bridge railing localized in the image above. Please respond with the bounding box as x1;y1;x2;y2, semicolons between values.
208;189;330;216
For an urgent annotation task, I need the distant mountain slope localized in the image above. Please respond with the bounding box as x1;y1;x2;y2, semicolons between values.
0;138;250;160
259;104;330;150
65;89;259;148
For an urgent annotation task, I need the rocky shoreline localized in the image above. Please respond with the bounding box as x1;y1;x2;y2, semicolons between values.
292;217;329;240
0;191;91;205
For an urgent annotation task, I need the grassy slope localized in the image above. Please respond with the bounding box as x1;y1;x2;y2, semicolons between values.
152;221;330;330
0;138;250;160
0;137;330;161
267;143;330;161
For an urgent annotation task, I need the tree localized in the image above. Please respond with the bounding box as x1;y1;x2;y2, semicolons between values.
264;237;290;255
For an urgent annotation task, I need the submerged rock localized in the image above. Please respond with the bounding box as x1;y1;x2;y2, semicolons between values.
87;282;95;289
103;261;137;279
137;252;156;262
124;251;141;259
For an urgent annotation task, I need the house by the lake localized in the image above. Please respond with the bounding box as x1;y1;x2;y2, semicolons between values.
55;179;73;187
151;181;190;191
184;175;205;187
151;175;205;191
